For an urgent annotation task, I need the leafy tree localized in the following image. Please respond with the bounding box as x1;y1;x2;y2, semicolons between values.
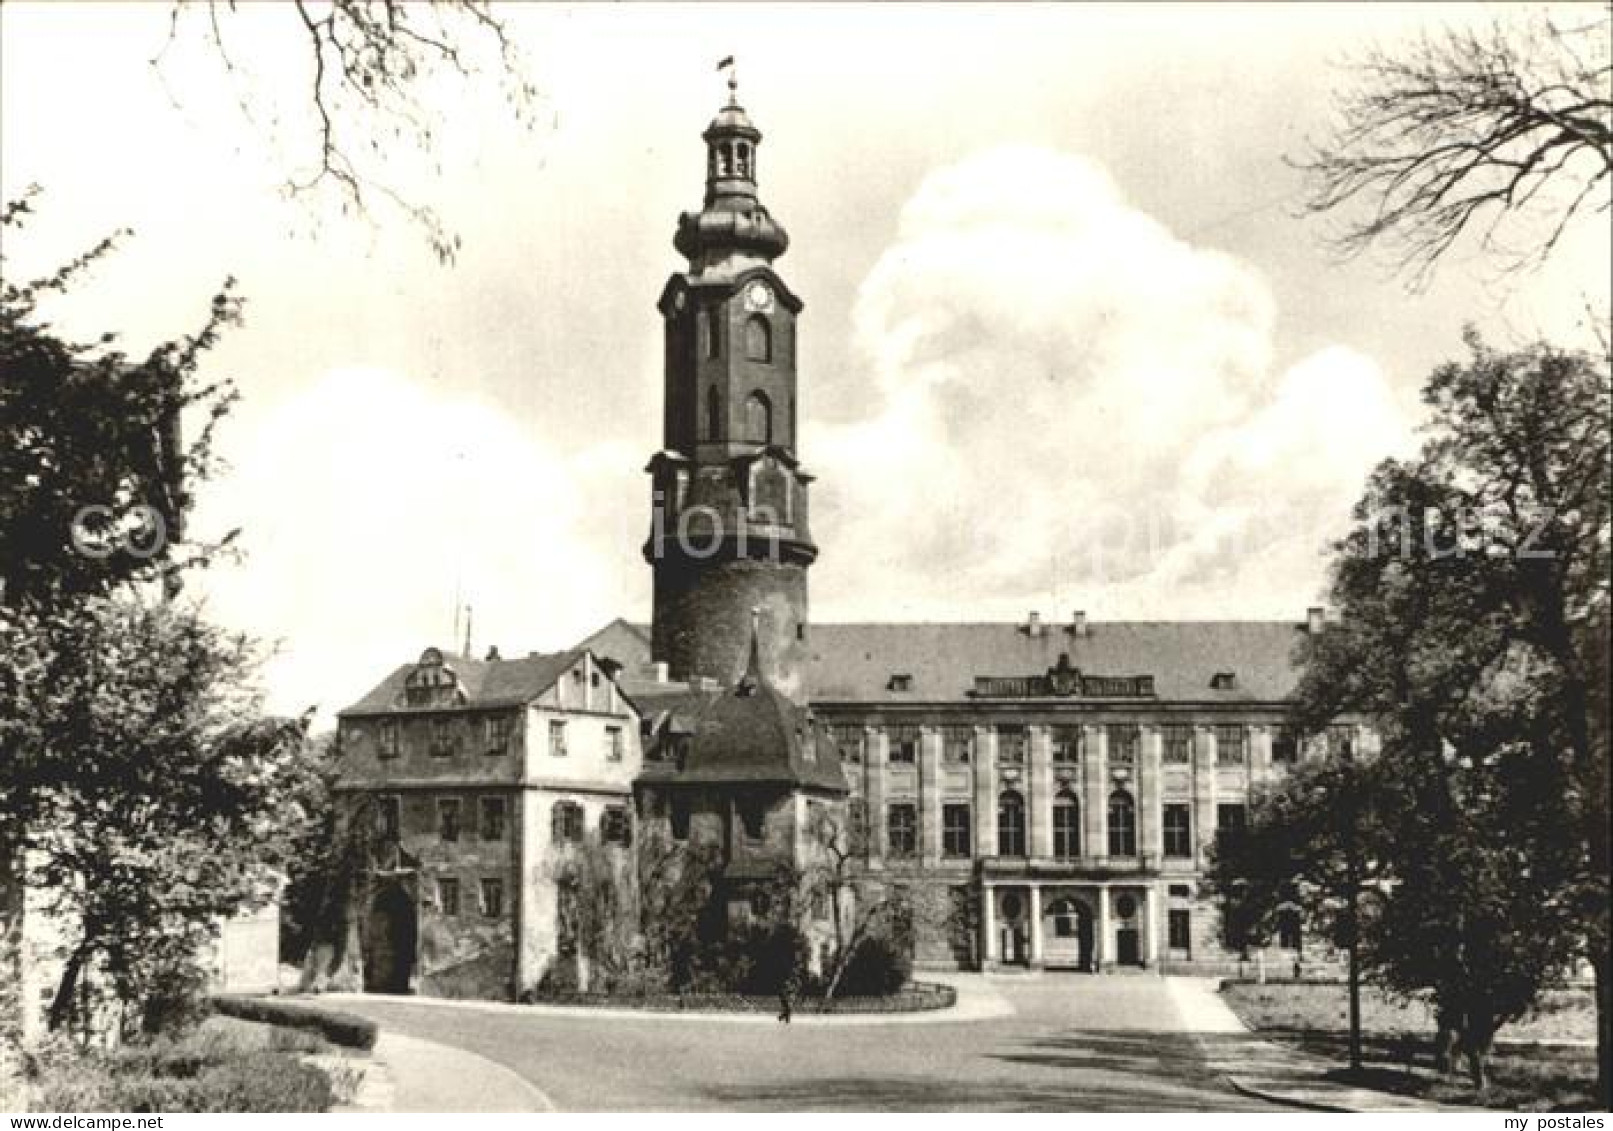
1283;332;1610;1097
0;597;316;1038
1208;751;1389;1072
1;191;241;609
2;195;320;1041
1300;9;1611;284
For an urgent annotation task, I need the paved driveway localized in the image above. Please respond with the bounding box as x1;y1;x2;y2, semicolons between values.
336;975;1289;1111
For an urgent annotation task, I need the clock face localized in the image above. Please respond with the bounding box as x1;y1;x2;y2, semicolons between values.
743;280;774;313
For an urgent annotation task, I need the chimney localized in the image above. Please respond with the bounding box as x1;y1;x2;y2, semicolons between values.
1026;611;1043;637
485;645;501;661
652;661;669;683
1307;606;1326;635
1071;610;1088;638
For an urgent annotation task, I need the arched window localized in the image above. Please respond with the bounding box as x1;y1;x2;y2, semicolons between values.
1107;790;1137;857
744;314;772;363
706;384;721;441
1053;791;1081;859
997;790;1026;857
744;390;772;445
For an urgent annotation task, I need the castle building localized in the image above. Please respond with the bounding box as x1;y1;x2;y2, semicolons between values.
595;85;1370;976
332;647;641;997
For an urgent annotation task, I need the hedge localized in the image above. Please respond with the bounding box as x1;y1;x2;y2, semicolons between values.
528;979;957;1015
210;995;378;1051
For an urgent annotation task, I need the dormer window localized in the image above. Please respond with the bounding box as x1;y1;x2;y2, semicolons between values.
886;673;913;693
403;647;465;708
1211;671;1238;690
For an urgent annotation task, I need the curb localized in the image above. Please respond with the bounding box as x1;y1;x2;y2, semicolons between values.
1225;1075;1352;1113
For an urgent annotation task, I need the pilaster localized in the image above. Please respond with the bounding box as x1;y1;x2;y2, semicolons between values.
1029;725;1054;858
1083;724;1107;858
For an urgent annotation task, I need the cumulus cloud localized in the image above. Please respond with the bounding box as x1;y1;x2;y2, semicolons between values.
808;146;1416;621
194;367;635;716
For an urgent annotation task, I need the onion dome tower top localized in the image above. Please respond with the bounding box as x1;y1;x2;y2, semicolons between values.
674;68;790;272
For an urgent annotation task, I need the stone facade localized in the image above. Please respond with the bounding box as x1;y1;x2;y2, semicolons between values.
332;646;641;998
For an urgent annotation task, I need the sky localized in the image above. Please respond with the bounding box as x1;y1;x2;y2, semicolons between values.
3;2;1608;719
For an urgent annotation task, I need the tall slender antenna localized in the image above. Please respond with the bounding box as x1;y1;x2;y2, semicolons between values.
463;603;473;658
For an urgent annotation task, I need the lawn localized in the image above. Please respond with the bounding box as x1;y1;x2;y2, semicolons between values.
1222;982;1600;1111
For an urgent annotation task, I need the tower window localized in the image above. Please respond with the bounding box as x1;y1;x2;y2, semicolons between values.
744;315;772;363
706;384;721;441
704;307;721;360
744;390;773;445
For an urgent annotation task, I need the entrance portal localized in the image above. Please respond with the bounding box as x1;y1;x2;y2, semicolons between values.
1043;896;1095;971
364;883;417;993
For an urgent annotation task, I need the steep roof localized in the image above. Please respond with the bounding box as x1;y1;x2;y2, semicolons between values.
805;621;1310;704
648;635;846;792
574;618;652;667
338;648;584;717
570;619;1310;705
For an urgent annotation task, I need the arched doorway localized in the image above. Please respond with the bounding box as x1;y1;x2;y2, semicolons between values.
1044;896;1095;971
364;884;417;993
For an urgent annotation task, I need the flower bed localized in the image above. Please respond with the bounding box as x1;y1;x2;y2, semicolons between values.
527;980;957;1015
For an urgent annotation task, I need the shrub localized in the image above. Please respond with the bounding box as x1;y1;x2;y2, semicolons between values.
836;934;912;997
210;995;377;1051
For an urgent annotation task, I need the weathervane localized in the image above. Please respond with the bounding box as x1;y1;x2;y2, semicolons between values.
717;55;737;105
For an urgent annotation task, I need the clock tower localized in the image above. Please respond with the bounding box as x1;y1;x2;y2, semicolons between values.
644;79;817;703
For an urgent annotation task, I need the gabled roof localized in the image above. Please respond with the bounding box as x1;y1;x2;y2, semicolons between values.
573;618;652;668
805;622;1310;704
338;648;585;717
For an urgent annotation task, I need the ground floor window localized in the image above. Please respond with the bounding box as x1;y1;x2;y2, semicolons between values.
602;804;631;845
1168;908;1191;951
1277;907;1303;950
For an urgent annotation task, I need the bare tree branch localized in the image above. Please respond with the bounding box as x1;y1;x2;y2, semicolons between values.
151;0;545;265
1297;10;1612;288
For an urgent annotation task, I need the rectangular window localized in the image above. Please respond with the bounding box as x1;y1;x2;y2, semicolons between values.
831;725;863;764
480;797;506;841
671;796;690;841
887;803;917;858
549;720;568;757
378;720;400;759
480;878;504;919
602;804;631;845
1107;724;1140;765
1217;803;1247;848
997;725;1027;764
376;795;400;840
551;800;584;844
888;725;919;765
942;726;972;764
1163;804;1192;858
438;877;460;917
1163;725;1192;764
606;725;624;762
1277;908;1303;951
1272;726;1299;764
941;803;972;858
1215;725;1246;765
1168;908;1191;951
431;718;458;758
1051;726;1080;764
437;798;461;843
484;715;510;754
